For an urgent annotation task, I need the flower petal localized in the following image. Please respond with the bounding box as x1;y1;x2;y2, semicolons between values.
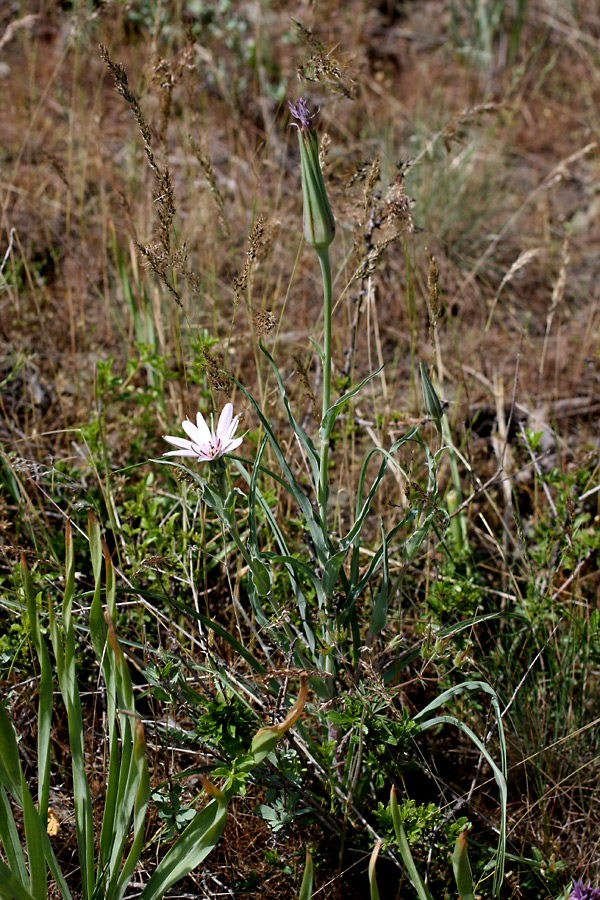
225;417;240;443
163;435;195;450
223;436;243;454
195;411;214;445
182;418;208;447
216;403;233;440
163;448;199;457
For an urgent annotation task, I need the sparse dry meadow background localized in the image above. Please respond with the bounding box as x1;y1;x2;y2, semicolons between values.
1;1;600;898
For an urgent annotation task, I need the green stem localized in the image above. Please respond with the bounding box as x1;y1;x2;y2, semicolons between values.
317;247;332;538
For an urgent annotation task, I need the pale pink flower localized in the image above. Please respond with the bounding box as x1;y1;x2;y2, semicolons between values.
163;403;243;462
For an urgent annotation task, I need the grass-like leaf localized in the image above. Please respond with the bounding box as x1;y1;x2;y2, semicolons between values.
20;556;52;823
298;849;314;900
138;797;229;900
414;681;507;895
452;830;475;900
368;840;382;900
390;787;434;900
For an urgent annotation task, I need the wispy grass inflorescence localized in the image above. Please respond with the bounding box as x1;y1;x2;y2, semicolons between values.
189;134;231;238
293;19;356;98
100;44;182;303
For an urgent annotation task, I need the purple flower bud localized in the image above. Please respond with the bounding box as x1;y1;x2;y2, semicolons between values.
569;881;600;900
288;97;335;251
288;98;313;131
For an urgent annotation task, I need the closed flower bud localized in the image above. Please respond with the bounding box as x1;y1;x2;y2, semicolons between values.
289;98;336;250
420;361;444;429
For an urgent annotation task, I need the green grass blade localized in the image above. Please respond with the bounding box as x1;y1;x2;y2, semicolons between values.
368;841;382;900
0;708;46;900
108;722;150;900
0;785;28;886
348;448;391;548
416;711;506;895
231;379;329;564
390;787;434;900
88;513;108;663
452;830;475;900
0;860;37;900
166;591;267;674
232;457;316;651
20;555;53;821
246;434;269;557
260;342;321;487
368;523;389;637
320;367;383;437
0;703;23;801
413;679;507;894
0;686;72;900
298;849;314;900
61;520;75;630
264;552;325;607
138;798;229;900
99;620;137;888
412;680;500;722
91;544;121;877
51;523;95;900
19;774;47;900
346;511;415;608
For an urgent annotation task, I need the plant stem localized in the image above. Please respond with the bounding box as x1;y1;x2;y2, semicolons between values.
317;247;333;538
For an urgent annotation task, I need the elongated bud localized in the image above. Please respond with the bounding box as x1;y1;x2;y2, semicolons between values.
419;361;444;429
199;775;228;807
289;98;336;250
242;676;308;769
452;829;475;900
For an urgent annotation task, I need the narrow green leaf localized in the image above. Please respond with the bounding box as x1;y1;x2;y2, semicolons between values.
419;361;444;429
262;552;324;609
109;722;150;900
250;555;272;597
53;522;94;900
20;773;47;900
0;704;22;801
368;841;382;900
390;788;434;900
0;785;27;886
1;781;73;900
320;368;384;438
247;435;269;556
231;377;329;564
167;593;266;675
138;799;228;900
20;556;53;820
298;849;313;900
0;860;37;900
368;523;389;637
414;682;507;898
322;549;346;596
452;830;475;900
233;456;316;652
260;342;320;487
346;510;416;609
62;520;75;629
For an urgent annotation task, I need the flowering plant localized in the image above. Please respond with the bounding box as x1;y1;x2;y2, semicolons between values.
153;96;507;899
